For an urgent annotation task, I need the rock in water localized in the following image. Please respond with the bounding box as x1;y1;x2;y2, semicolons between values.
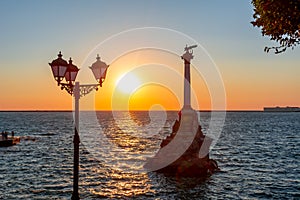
144;108;219;177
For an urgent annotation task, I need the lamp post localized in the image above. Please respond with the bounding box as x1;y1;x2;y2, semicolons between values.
49;52;109;200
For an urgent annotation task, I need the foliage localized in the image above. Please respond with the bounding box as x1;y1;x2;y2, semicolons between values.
251;0;300;54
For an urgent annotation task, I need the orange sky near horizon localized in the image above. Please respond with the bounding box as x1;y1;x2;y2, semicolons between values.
0;48;299;111
90;49;212;111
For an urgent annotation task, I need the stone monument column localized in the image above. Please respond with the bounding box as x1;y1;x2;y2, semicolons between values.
181;45;197;109
144;45;219;177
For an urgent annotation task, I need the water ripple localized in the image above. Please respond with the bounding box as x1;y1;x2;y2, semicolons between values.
0;111;299;199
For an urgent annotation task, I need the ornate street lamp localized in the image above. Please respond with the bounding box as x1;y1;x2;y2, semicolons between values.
49;52;109;200
59;58;80;95
49;51;68;86
65;58;79;84
89;54;108;87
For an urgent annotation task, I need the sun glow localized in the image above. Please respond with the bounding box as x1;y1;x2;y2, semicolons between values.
116;73;141;94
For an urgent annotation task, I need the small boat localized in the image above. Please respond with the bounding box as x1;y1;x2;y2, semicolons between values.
0;137;20;147
0;131;20;147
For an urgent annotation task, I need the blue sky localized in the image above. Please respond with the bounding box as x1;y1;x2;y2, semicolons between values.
0;0;266;60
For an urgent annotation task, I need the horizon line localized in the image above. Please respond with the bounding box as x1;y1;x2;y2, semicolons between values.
0;109;264;112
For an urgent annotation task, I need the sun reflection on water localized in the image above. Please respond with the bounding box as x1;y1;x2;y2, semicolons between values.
79;111;173;173
89;172;154;198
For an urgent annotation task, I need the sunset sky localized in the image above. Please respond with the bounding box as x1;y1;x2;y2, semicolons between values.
0;0;299;111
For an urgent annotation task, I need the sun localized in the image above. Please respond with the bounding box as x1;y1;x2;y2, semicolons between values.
116;72;141;94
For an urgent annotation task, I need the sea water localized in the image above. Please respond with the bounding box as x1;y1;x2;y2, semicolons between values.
0;111;299;199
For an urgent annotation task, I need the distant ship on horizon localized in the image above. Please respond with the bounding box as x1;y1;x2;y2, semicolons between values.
264;106;300;112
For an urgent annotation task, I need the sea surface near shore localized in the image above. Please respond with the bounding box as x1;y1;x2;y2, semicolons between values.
0;111;299;199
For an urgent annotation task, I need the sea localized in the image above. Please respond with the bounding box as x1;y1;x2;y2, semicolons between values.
0;111;299;199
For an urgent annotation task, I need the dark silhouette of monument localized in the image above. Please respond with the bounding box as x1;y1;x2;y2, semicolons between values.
144;45;219;177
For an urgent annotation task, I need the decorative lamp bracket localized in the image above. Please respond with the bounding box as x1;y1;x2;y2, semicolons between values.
60;83;74;95
79;84;100;97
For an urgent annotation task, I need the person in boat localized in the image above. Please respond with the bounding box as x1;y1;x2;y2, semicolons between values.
11;131;14;138
1;131;4;140
4;131;8;140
